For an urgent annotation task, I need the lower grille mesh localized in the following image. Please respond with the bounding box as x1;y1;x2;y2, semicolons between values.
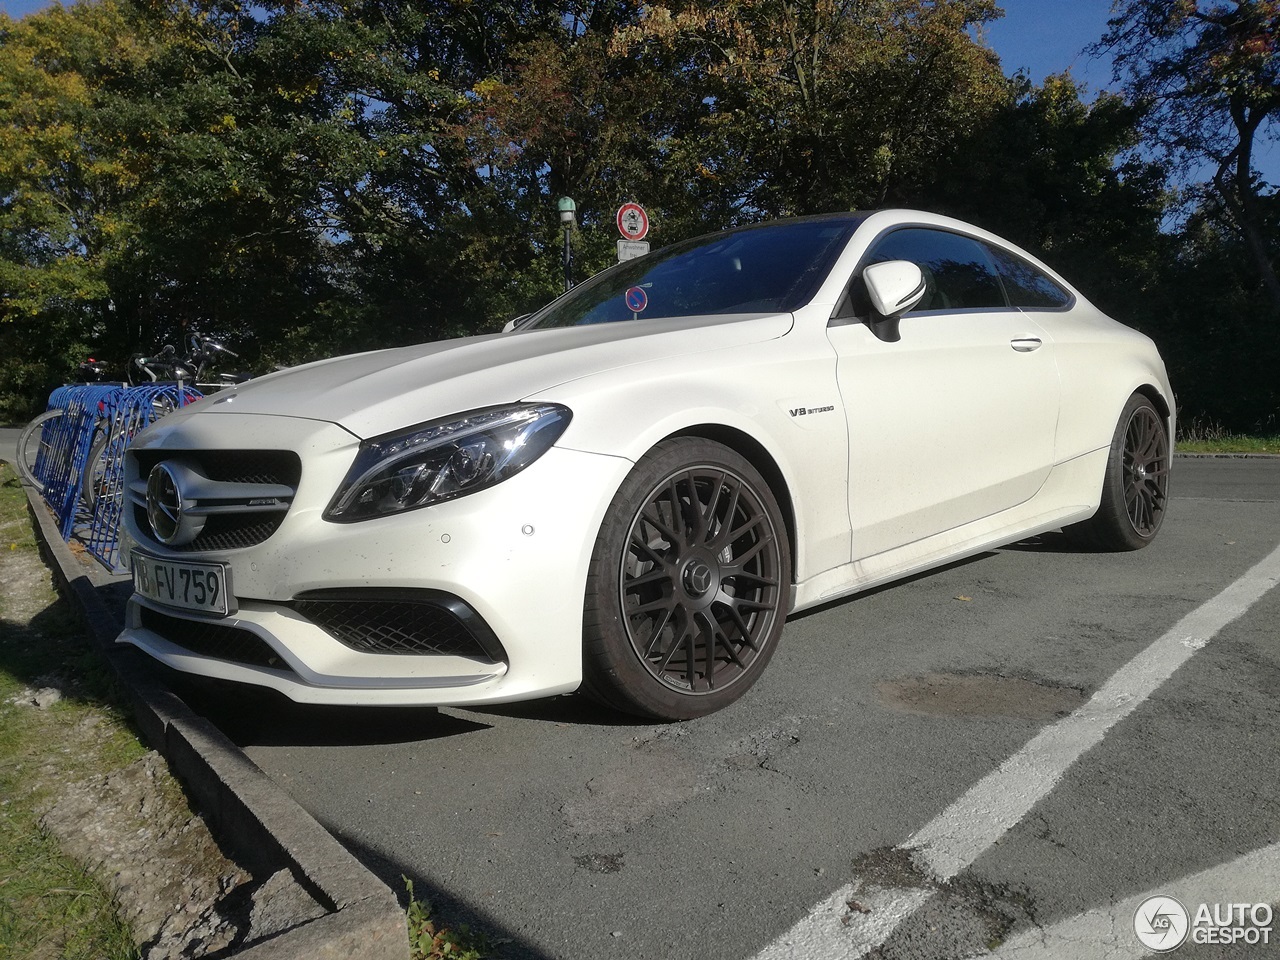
293;597;499;660
132;506;285;552
139;606;291;671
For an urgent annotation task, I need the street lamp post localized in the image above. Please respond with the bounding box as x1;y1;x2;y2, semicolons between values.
557;196;576;292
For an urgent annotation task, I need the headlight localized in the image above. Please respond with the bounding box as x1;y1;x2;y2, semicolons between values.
324;403;572;522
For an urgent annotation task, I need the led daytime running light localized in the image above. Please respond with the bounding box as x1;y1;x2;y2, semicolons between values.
325;404;571;521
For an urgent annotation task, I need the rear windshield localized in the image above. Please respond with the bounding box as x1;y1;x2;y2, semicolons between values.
526;218;860;328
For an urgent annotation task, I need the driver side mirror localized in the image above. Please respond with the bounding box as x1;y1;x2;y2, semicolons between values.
861;260;926;342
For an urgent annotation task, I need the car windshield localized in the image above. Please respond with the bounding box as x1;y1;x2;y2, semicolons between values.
525;217;862;328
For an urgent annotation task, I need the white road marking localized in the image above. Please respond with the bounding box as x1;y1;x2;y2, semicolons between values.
752;885;933;960
988;841;1280;959
752;542;1280;960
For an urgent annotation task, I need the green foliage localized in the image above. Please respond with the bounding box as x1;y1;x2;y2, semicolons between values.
1102;0;1280;308
404;876;489;960
919;73;1173;323
1152;191;1280;431
0;0;1276;427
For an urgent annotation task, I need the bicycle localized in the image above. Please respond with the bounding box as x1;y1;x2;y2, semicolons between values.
81;333;249;512
130;333;250;390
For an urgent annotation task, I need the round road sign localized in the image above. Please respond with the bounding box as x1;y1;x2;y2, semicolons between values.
625;286;648;313
616;202;649;241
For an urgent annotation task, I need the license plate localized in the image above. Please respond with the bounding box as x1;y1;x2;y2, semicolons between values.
131;552;232;616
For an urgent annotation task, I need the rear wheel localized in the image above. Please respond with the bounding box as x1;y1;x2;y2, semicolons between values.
80;425;110;513
582;438;791;720
1065;393;1169;551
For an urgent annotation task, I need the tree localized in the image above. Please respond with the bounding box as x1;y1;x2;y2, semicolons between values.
0;1;143;416
1100;0;1280;311
919;73;1172;325
611;0;1008;217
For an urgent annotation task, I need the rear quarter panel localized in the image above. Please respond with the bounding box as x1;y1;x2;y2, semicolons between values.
1036;303;1175;463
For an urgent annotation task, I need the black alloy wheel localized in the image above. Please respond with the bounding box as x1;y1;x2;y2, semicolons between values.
1121;400;1169;538
582;438;791;719
1065;392;1169;551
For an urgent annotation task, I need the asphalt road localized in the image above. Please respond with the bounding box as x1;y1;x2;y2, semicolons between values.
2;426;25;470
8;429;1277;959
159;456;1276;960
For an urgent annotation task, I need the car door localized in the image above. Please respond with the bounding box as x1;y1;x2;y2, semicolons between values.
826;227;1061;561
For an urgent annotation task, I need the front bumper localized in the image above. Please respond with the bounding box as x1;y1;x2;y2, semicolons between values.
117;412;634;706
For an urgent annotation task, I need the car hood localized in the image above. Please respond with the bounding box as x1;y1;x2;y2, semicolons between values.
180;312;793;439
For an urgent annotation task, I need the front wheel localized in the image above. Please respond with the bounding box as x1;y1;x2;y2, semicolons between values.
581;438;791;720
1065;393;1170;551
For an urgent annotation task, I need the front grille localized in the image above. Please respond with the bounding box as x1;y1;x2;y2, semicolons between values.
131;506;285;552
129;448;300;551
132;449;301;487
139;605;293;672
293;591;505;662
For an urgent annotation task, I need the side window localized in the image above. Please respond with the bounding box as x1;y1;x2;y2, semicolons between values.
864;228;1007;312
985;244;1073;309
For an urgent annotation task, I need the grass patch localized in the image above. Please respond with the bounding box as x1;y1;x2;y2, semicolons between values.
0;464;143;959
1177;435;1280;454
1176;417;1280;454
405;877;493;960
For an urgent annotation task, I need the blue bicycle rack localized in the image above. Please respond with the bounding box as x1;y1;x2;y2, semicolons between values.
28;383;202;570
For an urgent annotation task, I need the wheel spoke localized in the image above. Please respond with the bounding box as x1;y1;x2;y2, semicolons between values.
1138;420;1163;459
630;594;674;616
670;471;695;541
720;566;779;588
726;595;774;613
629;530;671;568
627;568;670;590
641;602;678;659
699;612;717;688
683;613;697;685
655;606;693;672
725;512;769;546
1125;487;1141;523
712;618;747;670
718;601;757;652
696;472;726;543
706;482;742;549
638;506;681;550
726;533;772;569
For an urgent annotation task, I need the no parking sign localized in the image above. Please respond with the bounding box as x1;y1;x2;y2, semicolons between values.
616;202;649;241
624;286;648;313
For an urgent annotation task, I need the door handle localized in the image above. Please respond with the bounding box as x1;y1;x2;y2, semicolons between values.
1010;338;1043;353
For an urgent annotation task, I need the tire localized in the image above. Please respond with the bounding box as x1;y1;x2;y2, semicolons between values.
1065;393;1169;551
581;438;791;720
14;408;63;493
80;425;110;513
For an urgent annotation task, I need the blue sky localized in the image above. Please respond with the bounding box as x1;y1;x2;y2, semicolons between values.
0;0;50;16
981;0;1119;91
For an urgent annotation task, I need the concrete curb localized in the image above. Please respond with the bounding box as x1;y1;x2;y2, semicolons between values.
21;483;410;960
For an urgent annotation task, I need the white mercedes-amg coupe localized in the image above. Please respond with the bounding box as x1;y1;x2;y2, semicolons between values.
119;209;1173;719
